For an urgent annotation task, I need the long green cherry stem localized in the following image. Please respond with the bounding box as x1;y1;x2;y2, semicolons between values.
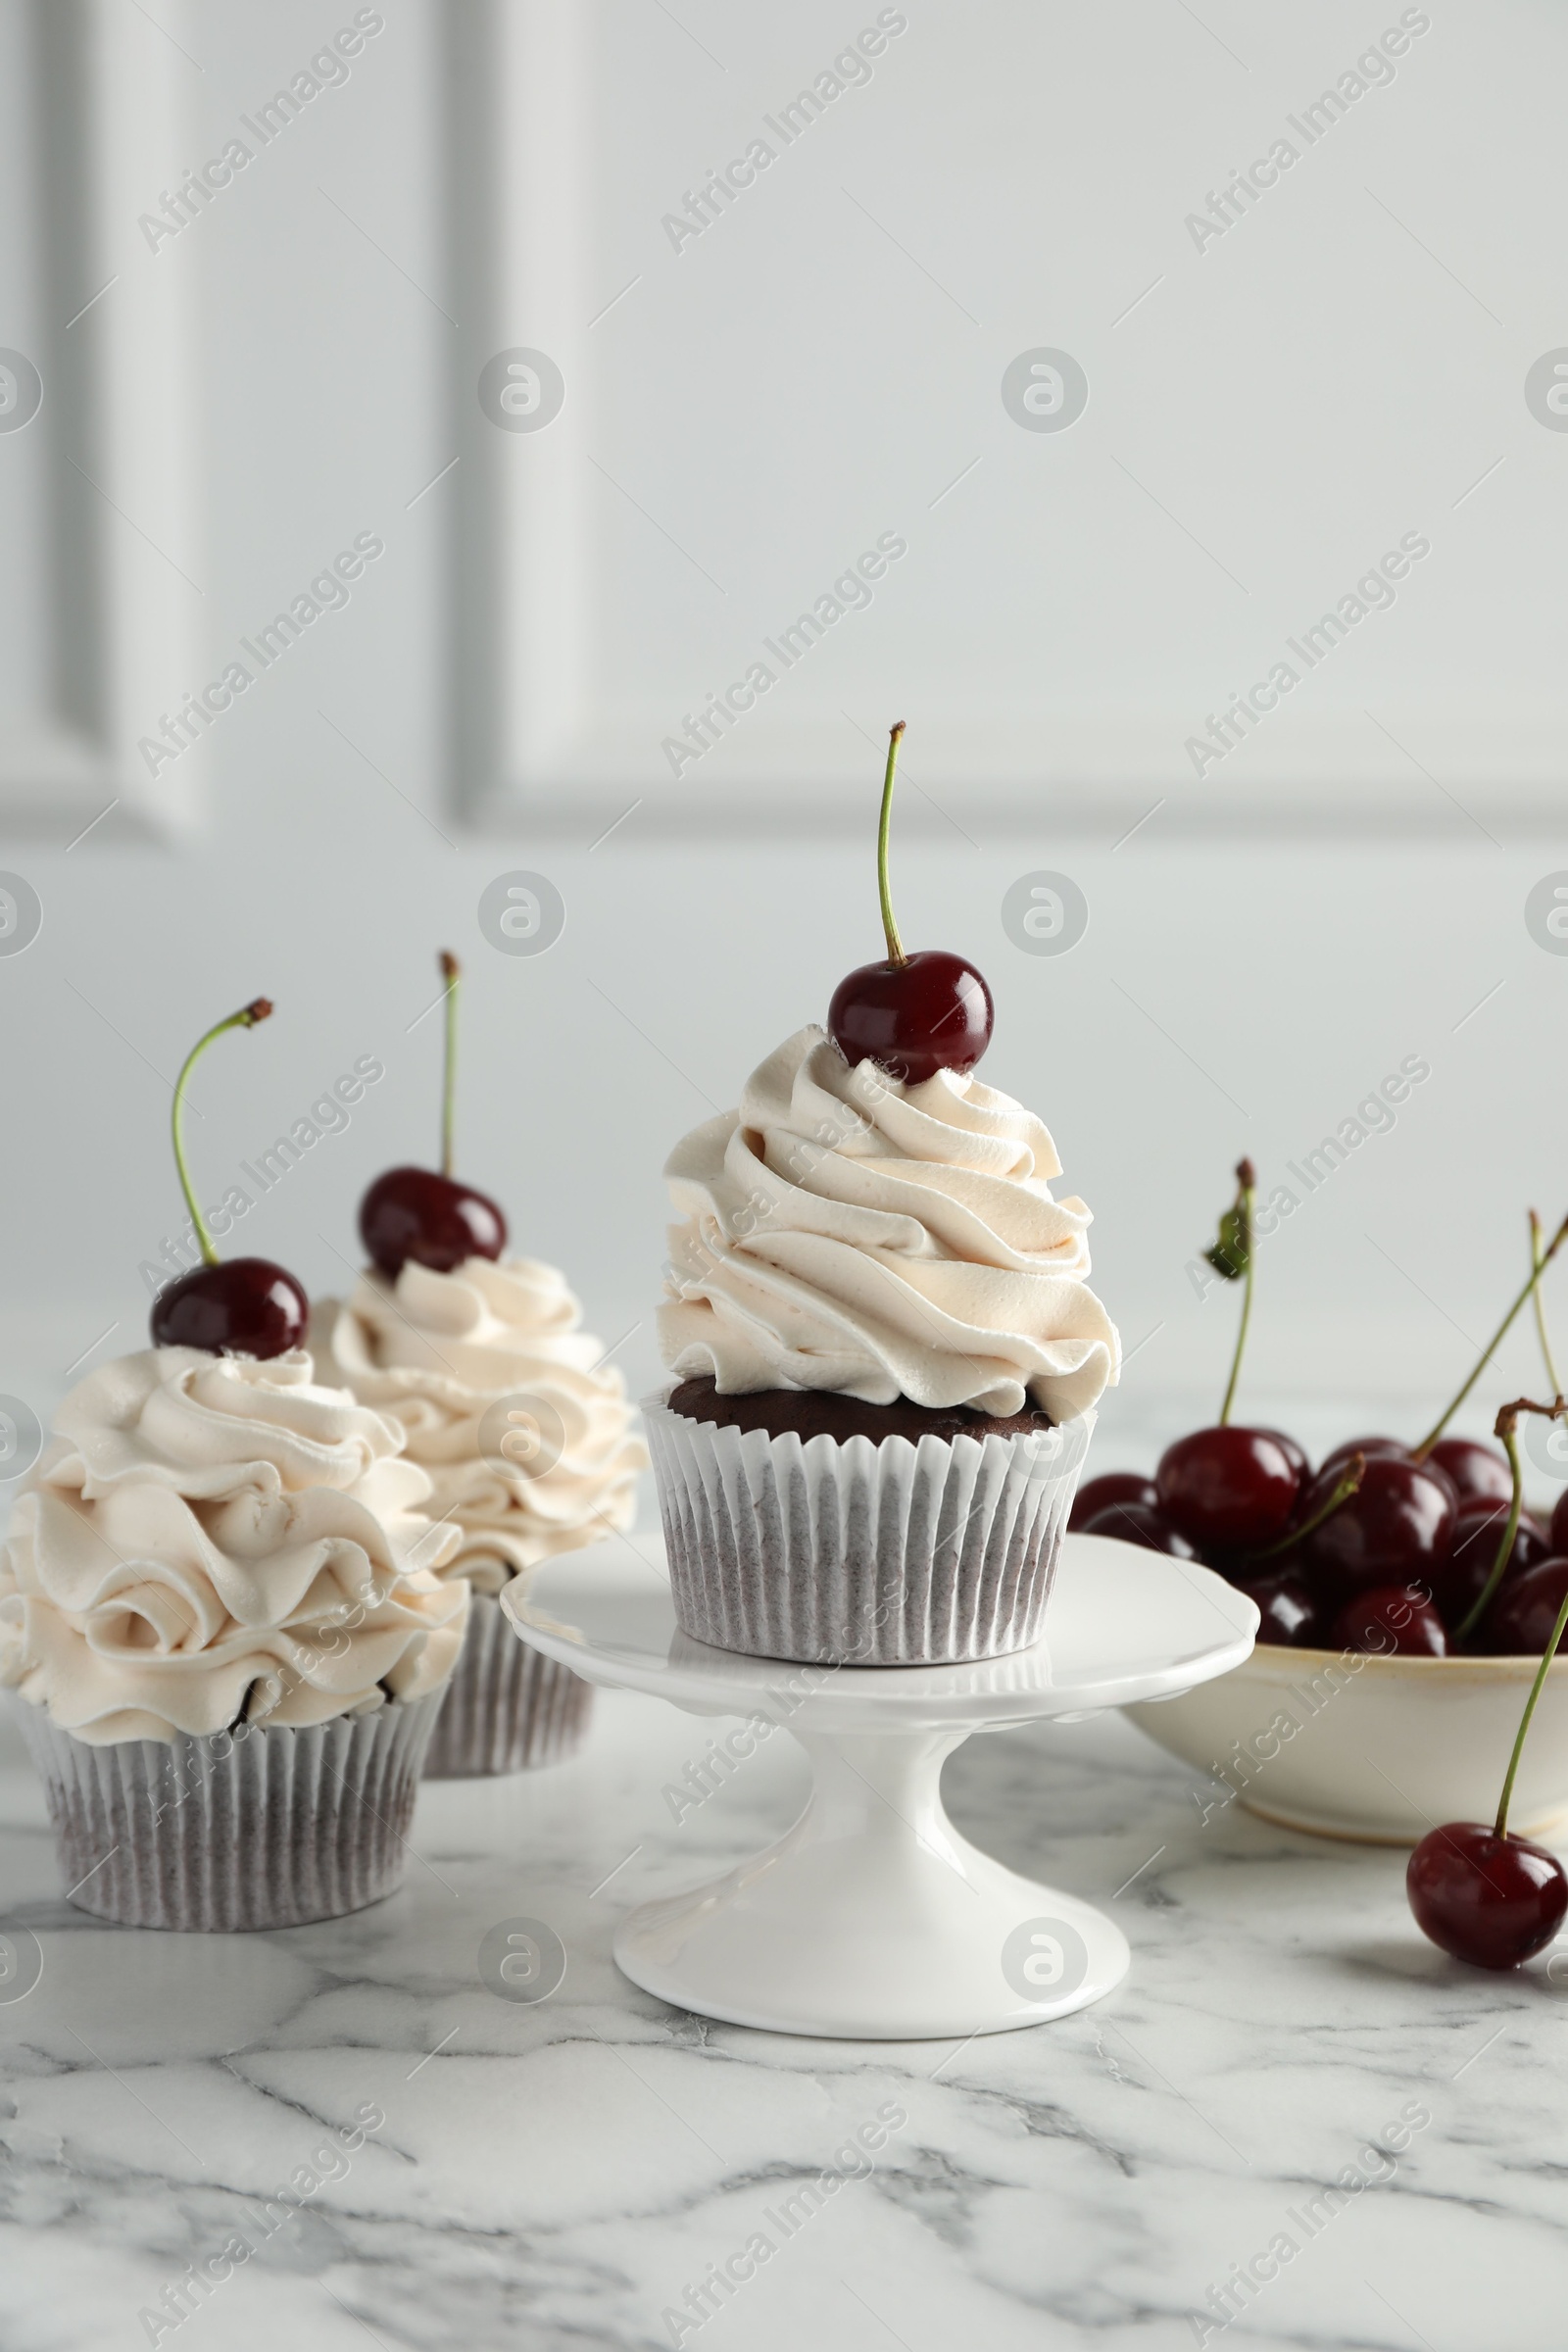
439;950;459;1179
876;721;907;968
1250;1453;1365;1560
171;1000;272;1266
1457;1396;1568;1645
1495;1594;1568;1835
1411;1210;1568;1459
1218;1157;1257;1428
1457;1416;1527;1644
1532;1209;1562;1397
1496;1446;1568;1834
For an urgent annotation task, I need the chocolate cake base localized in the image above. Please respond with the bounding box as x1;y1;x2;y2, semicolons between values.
666;1375;1054;1448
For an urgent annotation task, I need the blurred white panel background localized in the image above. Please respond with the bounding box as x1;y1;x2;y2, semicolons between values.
3;0;1568;1492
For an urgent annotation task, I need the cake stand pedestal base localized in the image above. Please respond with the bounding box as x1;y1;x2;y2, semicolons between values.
614;1725;1129;2039
503;1532;1256;2041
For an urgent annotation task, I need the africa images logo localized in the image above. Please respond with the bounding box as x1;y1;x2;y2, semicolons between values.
1183;12;1433;254
659;12;909;254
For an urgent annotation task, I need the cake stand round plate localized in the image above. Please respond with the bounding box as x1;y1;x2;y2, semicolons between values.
502;1533;1256;2040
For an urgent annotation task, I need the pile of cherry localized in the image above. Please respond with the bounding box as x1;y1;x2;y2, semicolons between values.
1071;1428;1568;1658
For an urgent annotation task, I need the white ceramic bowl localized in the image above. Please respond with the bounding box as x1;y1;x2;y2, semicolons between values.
1127;1642;1568;1846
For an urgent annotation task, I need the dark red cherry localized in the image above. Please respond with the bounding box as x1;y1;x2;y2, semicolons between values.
1454;1502;1547;1573
828;950;994;1087
1237;1568;1325;1647
359;1166;507;1278
150;1259;308;1358
1407;1824;1568;1968
1479;1558;1568;1657
1431;1505;1546;1630
1302;1456;1456;1588
1428;1436;1513;1506
1331;1582;1447;1656
1154;1427;1302;1549
1070;1471;1157;1532
1080;1500;1198;1559
1320;1435;1406;1477
1256;1429;1310;1488
1550;1488;1568;1556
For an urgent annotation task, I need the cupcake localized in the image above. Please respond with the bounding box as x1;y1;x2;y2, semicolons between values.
0;1347;466;1931
315;951;647;1777
313;1256;646;1776
2;995;466;1931
648;723;1119;1665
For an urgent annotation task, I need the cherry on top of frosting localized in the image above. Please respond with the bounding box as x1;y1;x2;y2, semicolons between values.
827;722;994;1089
360;1166;507;1277
358;952;509;1279
148;999;308;1360
152;1257;309;1357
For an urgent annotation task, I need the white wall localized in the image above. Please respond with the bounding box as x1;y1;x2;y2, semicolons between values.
4;0;1568;1496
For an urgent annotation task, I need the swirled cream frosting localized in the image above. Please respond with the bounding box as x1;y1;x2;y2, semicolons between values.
659;1026;1120;1421
0;1348;467;1745
313;1256;646;1596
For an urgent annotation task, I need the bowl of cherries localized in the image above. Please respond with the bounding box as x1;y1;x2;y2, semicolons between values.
1086;1167;1568;1844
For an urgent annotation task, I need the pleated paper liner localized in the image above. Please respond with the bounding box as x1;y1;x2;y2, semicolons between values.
421;1589;594;1777
644;1394;1094;1666
17;1690;443;1932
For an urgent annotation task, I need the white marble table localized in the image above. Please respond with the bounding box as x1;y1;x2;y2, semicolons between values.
3;1558;1567;2352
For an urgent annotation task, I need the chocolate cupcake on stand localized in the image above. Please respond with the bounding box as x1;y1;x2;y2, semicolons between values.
650;722;1118;1668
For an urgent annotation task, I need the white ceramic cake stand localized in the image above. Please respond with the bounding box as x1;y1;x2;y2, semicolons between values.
502;1533;1256;2040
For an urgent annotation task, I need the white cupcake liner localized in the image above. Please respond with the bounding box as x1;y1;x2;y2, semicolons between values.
644;1395;1094;1665
16;1691;444;1933
422;1590;594;1778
